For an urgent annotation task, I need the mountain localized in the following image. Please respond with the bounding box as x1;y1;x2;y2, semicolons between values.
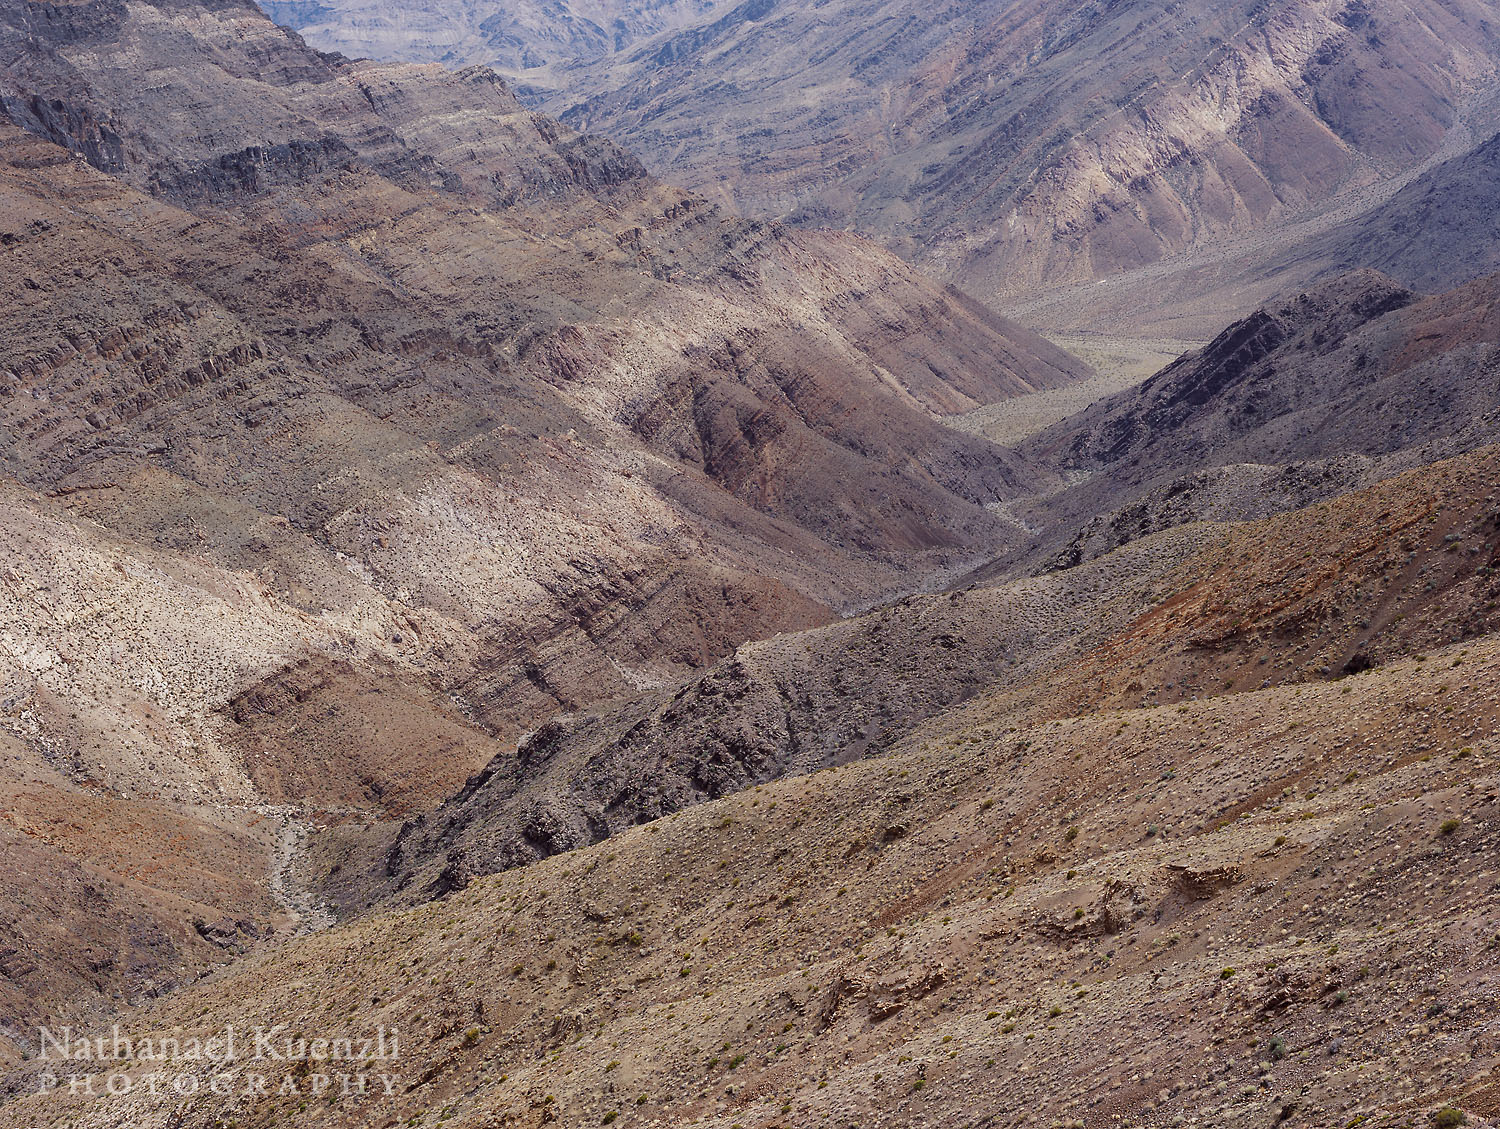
9;443;1500;1129
344;262;1500;909
1009;121;1500;339
265;0;1500;314
7;0;1500;1125
0;0;1087;731
367;517;1205;901
363;411;1500;906
1282;128;1500;294
0;0;1086;1041
257;0;731;96
1006;268;1500;567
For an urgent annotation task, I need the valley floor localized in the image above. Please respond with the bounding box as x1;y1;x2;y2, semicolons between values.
942;336;1196;447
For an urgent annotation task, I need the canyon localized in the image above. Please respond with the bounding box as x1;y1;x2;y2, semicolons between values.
1;0;1499;1127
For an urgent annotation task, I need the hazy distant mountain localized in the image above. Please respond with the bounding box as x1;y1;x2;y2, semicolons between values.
260;0;732;94
266;0;1500;317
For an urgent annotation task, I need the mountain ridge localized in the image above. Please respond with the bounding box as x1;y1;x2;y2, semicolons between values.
5;1;1500;1126
255;0;1500;321
0;0;1086;1045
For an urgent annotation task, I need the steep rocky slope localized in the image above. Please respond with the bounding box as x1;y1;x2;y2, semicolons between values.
1282;128;1500;293
259;0;1500;345
0;0;1087;1040
1009;116;1500;339
361;440;1500;907
257;0;732;97
6;459;1499;1127
368;523;1210;901
1007;269;1500;568
0;0;1087;736
277;0;1500;302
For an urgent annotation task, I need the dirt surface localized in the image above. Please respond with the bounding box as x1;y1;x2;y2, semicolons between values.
8;581;1499;1128
944;336;1193;446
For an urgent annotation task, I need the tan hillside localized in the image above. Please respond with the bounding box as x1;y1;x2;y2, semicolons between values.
8;613;1497;1129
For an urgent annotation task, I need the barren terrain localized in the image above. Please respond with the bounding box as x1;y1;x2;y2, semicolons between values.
269;0;1500;330
7;451;1500;1127
3;1;1500;1126
0;0;1085;1047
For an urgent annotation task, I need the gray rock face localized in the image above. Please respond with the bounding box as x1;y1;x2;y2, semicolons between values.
154;138;358;202
0;93;125;171
255;0;731;94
